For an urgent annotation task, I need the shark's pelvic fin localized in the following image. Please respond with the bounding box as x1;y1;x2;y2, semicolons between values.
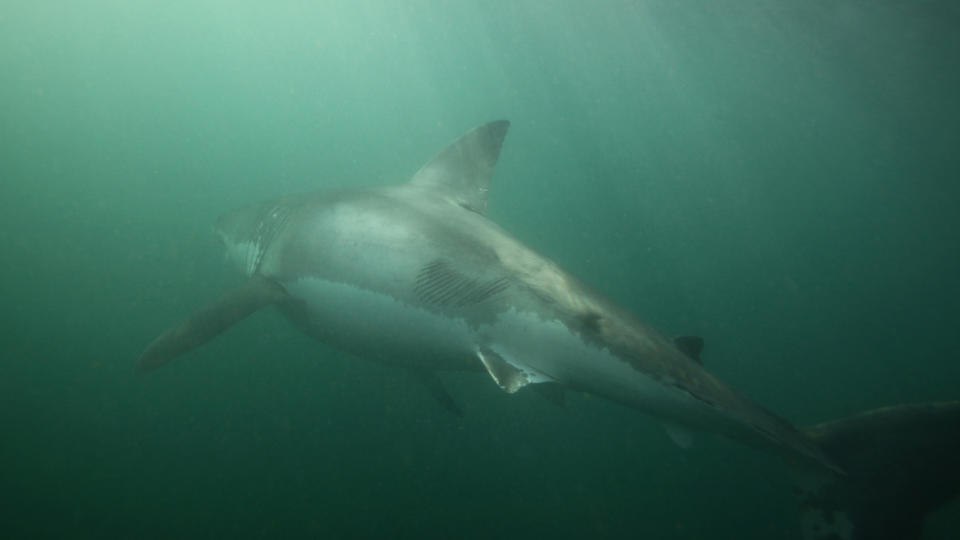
137;275;286;372
408;120;510;215
412;369;463;417
796;401;960;540
664;422;695;449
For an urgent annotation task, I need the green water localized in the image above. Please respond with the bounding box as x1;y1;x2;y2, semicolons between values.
2;1;958;538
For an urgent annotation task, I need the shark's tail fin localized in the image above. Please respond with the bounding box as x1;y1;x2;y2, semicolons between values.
795;401;960;540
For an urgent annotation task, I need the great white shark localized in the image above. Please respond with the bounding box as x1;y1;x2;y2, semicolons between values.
139;121;959;539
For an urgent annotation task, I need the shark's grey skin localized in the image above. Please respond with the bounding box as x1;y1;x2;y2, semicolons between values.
138;121;959;539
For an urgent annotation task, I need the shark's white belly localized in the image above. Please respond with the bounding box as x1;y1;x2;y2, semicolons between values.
283;277;694;419
283;277;477;369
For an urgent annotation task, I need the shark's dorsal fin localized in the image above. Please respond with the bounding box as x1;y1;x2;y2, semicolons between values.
673;335;704;364
408;120;510;215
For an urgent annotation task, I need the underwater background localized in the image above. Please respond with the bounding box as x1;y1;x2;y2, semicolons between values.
1;1;958;538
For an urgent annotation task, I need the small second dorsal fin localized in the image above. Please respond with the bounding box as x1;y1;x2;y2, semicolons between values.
408;120;510;215
673;336;704;364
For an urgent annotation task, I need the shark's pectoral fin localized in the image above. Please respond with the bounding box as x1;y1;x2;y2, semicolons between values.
413;369;463;417
137;275;286;372
476;347;552;394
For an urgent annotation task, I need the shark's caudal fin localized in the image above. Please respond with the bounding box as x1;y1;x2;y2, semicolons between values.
137;275;287;372
796;401;960;540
